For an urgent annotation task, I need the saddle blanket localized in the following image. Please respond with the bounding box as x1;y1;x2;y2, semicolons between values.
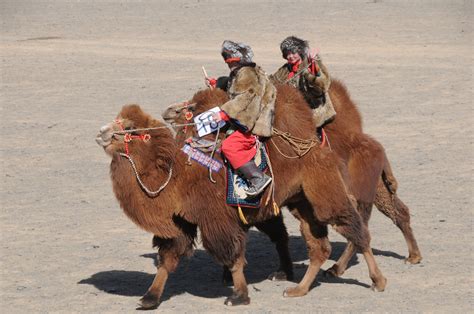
226;144;270;208
181;144;223;172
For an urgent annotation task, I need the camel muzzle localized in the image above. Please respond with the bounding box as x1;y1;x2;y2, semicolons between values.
95;124;114;148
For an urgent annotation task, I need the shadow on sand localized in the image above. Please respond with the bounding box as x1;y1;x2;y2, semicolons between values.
78;229;405;303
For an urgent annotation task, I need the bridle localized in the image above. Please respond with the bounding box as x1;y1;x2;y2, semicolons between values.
114;119;152;156
172;101;195;133
113;118;173;197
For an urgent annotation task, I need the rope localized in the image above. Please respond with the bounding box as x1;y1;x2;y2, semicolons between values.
112;120;213;136
207;126;221;184
270;127;320;159
119;153;173;197
262;143;280;217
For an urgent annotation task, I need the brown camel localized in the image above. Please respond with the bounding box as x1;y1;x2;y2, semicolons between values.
323;80;422;275
163;79;421;280
96;86;386;309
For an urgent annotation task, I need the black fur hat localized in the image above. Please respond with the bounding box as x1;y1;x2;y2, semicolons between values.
221;40;254;63
280;36;309;59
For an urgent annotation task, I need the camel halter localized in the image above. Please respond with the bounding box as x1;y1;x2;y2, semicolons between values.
114;119;173;197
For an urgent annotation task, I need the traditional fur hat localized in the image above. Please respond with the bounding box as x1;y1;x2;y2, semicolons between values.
280;36;309;59
221;40;254;64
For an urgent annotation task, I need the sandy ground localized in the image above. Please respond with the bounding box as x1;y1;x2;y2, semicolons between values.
1;0;472;312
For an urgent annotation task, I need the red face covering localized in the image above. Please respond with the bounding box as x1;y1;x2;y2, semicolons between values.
287;59;301;79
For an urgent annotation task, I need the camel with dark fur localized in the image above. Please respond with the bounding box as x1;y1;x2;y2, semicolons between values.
96;86;386;309
164;79;421;280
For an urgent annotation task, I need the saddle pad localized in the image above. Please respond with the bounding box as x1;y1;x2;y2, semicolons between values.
226;144;269;208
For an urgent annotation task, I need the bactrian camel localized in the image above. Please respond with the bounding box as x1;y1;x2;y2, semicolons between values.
163;79;421;280
96;84;386;309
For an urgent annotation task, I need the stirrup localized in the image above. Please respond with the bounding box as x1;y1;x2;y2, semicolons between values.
245;176;272;197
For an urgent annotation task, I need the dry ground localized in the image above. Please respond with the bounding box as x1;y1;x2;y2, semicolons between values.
1;0;472;312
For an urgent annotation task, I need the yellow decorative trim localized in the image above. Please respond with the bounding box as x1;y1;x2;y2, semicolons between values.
237;205;249;225
273;202;280;216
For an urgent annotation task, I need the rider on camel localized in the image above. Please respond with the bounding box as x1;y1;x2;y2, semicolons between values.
209;40;276;197
270;35;336;129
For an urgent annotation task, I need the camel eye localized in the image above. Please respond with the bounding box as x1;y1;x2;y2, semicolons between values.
124;126;133;131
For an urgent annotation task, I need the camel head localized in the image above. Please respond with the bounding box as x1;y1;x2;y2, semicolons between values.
162;88;229;131
162;101;197;125
96;104;170;157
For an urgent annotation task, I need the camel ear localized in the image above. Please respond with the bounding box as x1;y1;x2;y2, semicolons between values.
162;107;175;122
187;102;197;111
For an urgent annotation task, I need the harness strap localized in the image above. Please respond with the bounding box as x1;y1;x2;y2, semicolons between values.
119;153;173;197
114;119;172;197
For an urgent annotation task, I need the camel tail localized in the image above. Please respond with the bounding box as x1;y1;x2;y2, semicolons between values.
381;152;398;194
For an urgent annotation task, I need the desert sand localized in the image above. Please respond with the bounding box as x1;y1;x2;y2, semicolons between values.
1;0;472;312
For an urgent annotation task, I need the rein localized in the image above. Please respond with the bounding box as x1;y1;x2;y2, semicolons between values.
119;153;173;197
111;121;216;136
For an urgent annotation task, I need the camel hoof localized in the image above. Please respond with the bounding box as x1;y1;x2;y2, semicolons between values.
137;293;159;310
324;264;343;278
283;286;308;298
268;271;289;281
224;294;250;306
370;276;387;292
405;255;422;264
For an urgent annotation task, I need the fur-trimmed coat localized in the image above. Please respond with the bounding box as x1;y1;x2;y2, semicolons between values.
270;57;336;127
221;65;276;137
270;57;330;93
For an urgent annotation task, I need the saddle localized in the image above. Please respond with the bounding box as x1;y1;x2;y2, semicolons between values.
181;136;271;208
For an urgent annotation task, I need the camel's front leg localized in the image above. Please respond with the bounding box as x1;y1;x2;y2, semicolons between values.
138;237;185;309
326;202;372;277
325;242;355;277
254;215;294;281
224;254;250;306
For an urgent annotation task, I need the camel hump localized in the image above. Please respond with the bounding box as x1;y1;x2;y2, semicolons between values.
329;79;364;133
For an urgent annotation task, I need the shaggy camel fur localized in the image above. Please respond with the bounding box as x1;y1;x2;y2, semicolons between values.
164;79;421;281
96;87;386;309
323;80;422;275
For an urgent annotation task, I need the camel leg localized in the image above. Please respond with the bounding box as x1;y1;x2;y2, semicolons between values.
326;202;373;277
140;231;196;309
224;253;250;306
301;163;386;291
332;216;387;292
325;242;356;277
222;215;293;284
254;215;294;281
138;239;182;309
283;202;331;297
222;266;233;286
374;180;422;264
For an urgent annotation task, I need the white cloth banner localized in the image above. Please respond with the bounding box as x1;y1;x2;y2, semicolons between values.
194;106;226;137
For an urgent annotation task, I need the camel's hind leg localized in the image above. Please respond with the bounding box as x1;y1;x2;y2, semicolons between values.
301;163;387;292
222;215;293;284
374;179;422;264
284;200;331;297
331;209;387;291
139;233;194;309
326;202;373;277
254;215;294;281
